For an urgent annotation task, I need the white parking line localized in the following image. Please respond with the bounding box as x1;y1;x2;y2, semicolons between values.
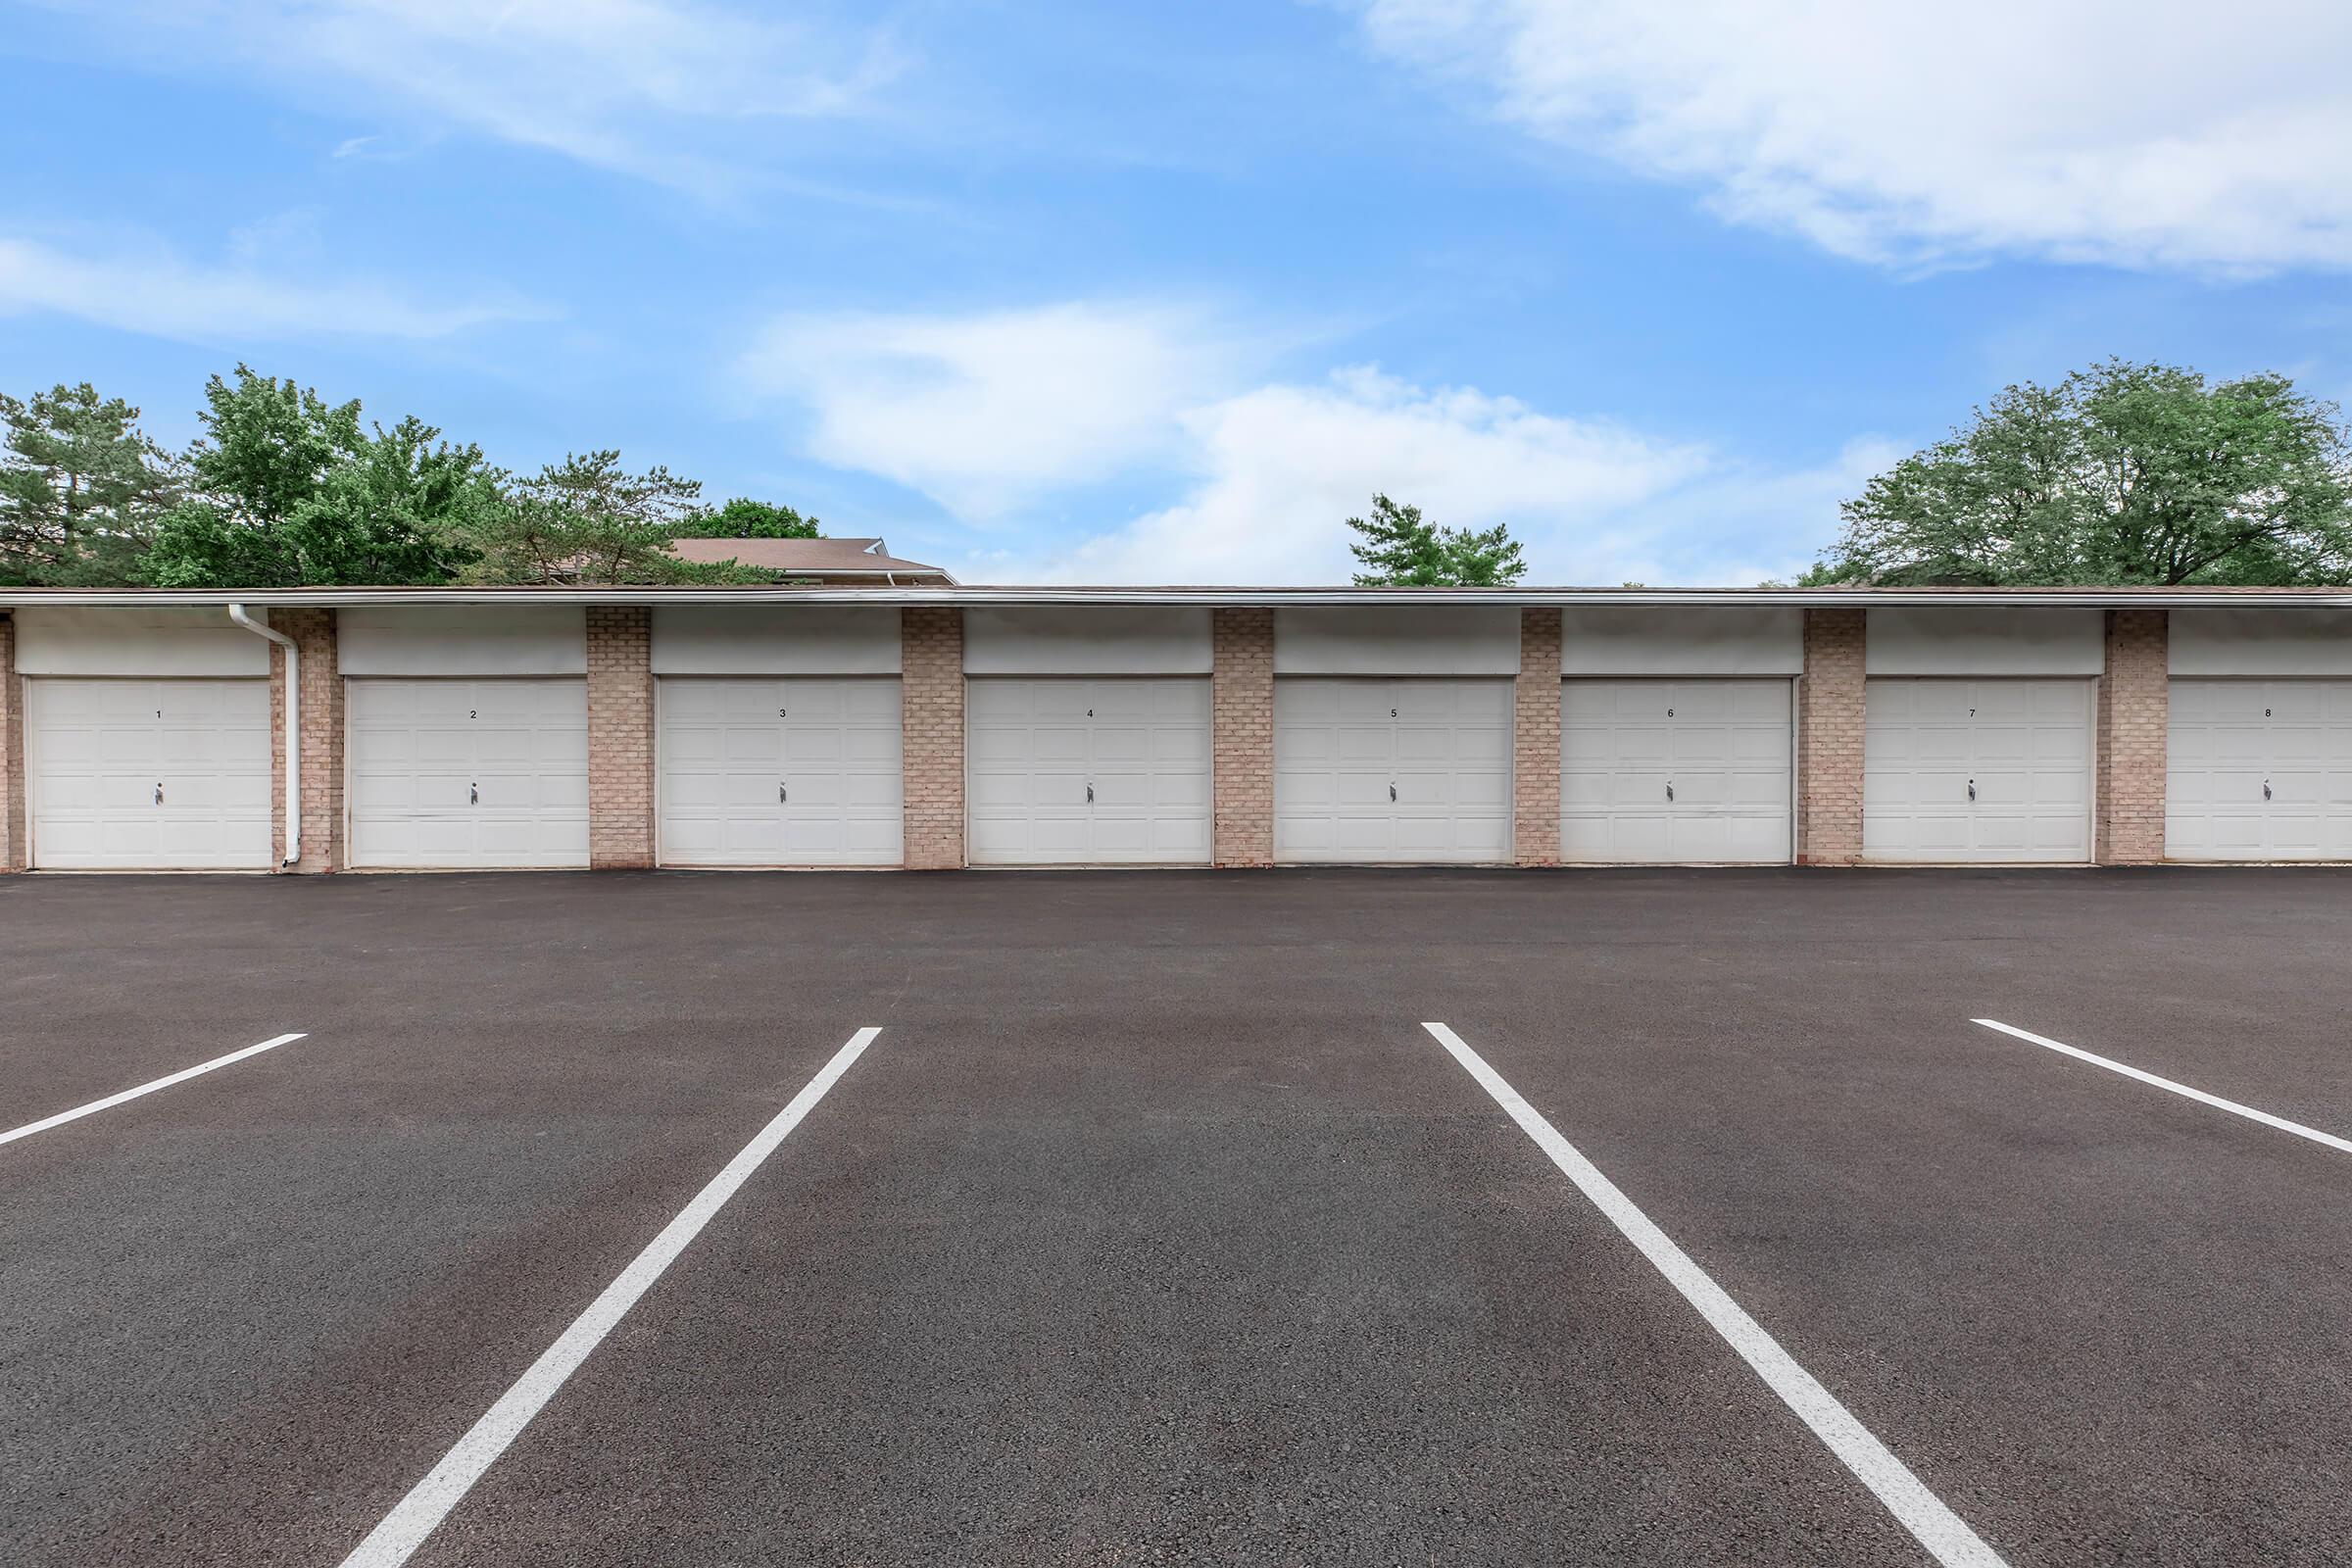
1972;1019;2352;1157
0;1033;309;1149
1421;1021;2008;1568
338;1025;884;1568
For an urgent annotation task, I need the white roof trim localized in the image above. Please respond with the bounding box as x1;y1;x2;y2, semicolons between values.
9;587;2352;610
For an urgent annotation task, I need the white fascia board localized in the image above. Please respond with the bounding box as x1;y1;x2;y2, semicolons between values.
13;588;2352;610
2170;608;2352;675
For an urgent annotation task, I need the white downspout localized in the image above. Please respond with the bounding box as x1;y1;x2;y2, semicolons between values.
228;605;299;867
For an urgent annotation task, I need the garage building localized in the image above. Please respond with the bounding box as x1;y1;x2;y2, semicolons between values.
3;587;2349;873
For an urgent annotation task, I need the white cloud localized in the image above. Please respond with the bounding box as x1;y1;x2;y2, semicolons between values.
745;299;1881;585
738;302;1255;519
64;0;902;194
1572;436;1902;587
0;233;543;342
1013;366;1711;583
1344;0;2352;273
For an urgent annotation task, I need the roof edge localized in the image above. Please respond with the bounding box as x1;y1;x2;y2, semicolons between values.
8;585;2352;610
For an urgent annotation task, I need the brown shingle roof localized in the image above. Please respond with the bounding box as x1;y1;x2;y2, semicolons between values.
666;536;951;578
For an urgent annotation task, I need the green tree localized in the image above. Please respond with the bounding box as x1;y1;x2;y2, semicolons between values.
1347;493;1528;586
143;367;491;587
695;497;819;538
463;450;709;584
0;383;179;585
1817;360;2352;586
283;416;498;583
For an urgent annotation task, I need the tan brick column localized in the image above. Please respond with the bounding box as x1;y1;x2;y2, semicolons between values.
268;609;344;871
1796;607;1867;865
0;613;23;872
1514;608;1563;866
586;607;656;869
1211;608;1274;867
2097;608;2168;865
901;608;965;869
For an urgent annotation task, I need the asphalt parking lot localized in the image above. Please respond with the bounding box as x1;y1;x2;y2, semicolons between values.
4;867;2350;1567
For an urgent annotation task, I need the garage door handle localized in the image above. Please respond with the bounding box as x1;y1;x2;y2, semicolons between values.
1665;780;1674;803
154;782;164;807
1967;778;1977;803
1389;782;1397;803
2264;779;2273;802
469;782;479;806
1086;782;1095;805
779;782;788;804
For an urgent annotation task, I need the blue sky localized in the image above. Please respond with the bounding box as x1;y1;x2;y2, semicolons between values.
5;1;2349;584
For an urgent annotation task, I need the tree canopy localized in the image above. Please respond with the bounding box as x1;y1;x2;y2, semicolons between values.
696;498;820;538
145;369;498;587
0;383;178;586
1346;493;1527;587
1813;360;2352;586
466;451;710;585
2;366;826;587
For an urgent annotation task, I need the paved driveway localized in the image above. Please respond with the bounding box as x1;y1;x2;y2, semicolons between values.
3;867;2348;1565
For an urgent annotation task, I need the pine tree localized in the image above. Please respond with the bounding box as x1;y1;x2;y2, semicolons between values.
1346;493;1528;586
0;383;177;585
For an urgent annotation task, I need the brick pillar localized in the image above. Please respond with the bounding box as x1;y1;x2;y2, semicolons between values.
1796;608;1867;865
586;607;656;869
268;609;344;872
901;608;965;869
1513;608;1563;866
1212;608;1274;867
0;613;23;872
2097;608;2168;865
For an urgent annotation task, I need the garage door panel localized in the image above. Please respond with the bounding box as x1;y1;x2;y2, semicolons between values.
1025;684;1092;721
1559;685;1620;726
27;678;273;869
1152;772;1210;809
724;729;785;766
2270;727;2327;763
967;772;1039;809
658;677;903;866
2170;679;2352;859
2259;686;2323;723
967;678;1212;864
1559;679;1791;864
1090;726;1152;764
1277;678;1513;864
966;729;1035;766
1396;726;1462;762
1609;728;1669;764
1030;727;1090;764
1152;730;1208;769
1560;773;1616;810
784;727;849;767
1865;678;2091;862
1447;771;1511;808
1597;770;1668;809
349;678;593;868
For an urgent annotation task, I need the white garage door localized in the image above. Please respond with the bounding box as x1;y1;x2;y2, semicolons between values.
1275;678;1513;863
1561;679;1791;863
967;679;1211;864
1864;679;2093;862
25;678;271;869
658;678;903;865
2168;679;2352;861
347;679;589;868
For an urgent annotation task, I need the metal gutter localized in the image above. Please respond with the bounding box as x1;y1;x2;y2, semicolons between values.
8;586;2352;610
226;604;299;868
